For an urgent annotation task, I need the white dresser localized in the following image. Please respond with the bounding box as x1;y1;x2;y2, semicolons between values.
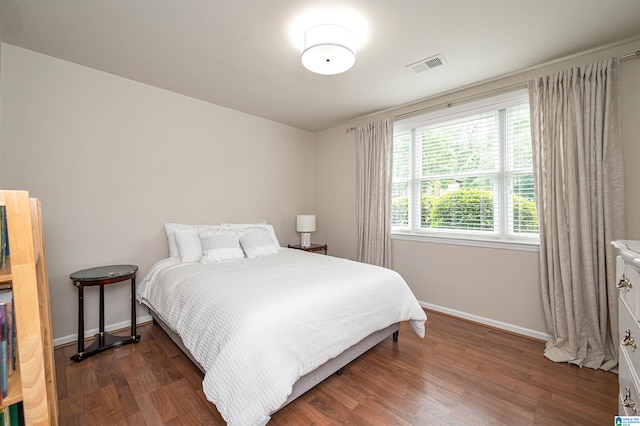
613;240;640;415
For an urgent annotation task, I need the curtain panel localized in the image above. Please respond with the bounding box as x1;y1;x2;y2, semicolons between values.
355;118;394;268
529;58;626;370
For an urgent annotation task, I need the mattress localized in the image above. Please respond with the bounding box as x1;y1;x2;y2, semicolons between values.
137;248;426;425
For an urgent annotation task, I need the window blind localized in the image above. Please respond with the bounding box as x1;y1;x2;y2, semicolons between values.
392;89;538;243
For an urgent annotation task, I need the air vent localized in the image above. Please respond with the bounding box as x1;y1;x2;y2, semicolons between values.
406;54;447;74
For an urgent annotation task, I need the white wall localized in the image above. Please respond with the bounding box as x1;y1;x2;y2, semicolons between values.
621;49;640;239
315;40;640;338
0;43;315;343
1;39;638;344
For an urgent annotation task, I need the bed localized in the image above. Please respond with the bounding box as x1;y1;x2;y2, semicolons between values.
137;223;427;425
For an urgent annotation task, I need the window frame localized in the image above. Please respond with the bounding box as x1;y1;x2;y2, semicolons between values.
391;89;539;251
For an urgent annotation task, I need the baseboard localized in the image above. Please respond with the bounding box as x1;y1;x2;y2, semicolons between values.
53;314;153;348
56;306;550;348
420;301;551;342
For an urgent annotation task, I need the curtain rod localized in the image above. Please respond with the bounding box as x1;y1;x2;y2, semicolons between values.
345;81;525;133
346;48;640;133
393;81;527;122
620;50;640;60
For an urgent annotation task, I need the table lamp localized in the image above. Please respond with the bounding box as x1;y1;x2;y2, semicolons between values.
296;215;316;248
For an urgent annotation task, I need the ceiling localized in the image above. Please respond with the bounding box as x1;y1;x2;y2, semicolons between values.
1;1;639;132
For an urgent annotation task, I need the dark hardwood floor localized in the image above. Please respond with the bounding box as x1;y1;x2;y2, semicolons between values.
55;310;618;425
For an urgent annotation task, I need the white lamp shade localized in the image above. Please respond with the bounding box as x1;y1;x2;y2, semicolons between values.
301;24;356;75
296;215;316;232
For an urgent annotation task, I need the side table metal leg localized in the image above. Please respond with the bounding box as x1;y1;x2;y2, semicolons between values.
99;284;105;347
131;276;137;338
77;282;84;354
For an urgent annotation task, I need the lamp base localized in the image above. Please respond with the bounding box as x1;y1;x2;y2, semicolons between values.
300;232;311;248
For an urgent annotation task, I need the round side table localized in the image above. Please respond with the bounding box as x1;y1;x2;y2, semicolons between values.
70;264;141;362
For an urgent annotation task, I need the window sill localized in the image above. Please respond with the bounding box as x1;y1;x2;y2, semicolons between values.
391;232;540;252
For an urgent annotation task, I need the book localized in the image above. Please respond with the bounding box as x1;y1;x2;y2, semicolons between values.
0;303;6;400
2;205;7;259
1;404;8;426
0;292;14;376
0;206;5;268
8;403;22;426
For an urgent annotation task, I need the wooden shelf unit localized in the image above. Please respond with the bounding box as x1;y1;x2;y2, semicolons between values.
0;191;58;425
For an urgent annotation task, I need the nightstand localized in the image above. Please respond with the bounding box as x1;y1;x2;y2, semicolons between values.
70;264;141;361
288;243;328;255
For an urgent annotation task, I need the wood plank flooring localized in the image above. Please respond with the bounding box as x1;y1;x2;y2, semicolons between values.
55;310;618;425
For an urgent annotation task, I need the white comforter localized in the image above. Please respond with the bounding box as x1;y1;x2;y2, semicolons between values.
137;249;426;425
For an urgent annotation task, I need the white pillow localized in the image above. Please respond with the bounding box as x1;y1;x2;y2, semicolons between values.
219;223;281;251
174;228;203;263
199;228;245;263
164;223;218;258
240;228;279;258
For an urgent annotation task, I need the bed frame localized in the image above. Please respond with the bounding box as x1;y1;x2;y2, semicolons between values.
148;309;400;411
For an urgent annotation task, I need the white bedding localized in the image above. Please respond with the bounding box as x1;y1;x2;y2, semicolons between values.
137;249;426;425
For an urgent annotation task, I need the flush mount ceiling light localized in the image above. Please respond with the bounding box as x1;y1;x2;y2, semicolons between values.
301;24;356;75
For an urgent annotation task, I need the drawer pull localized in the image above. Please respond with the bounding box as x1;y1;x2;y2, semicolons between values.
618;274;633;290
624;387;637;414
623;329;638;350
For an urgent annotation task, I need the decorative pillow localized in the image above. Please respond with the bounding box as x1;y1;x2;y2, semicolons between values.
175;228;203;263
240;228;279;258
199;228;245;263
164;223;218;258
219;222;281;251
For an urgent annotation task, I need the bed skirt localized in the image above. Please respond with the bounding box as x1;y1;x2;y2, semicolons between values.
148;309;400;412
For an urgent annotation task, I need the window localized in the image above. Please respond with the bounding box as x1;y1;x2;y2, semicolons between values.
392;89;538;247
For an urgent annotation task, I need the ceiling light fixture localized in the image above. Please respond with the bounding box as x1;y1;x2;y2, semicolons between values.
301;24;356;75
